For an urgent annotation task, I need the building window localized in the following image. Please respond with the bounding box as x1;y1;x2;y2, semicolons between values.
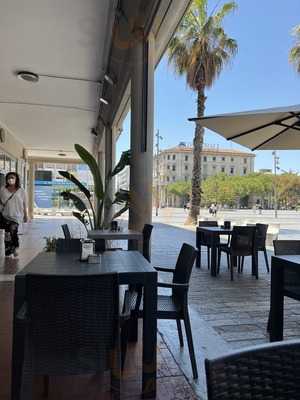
221;166;225;173
213;165;216;170
185;165;188;170
230;167;234;174
185;155;188;161
166;176;169;182
231;157;234;162
203;156;207;162
212;156;216;161
172;165;176;171
184;176;188;181
222;157;225;161
244;158;247;164
172;176;176;181
167;155;170;160
167;165;170;170
172;154;176;160
243;167;247;174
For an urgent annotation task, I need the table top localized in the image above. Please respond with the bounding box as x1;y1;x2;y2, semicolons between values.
197;226;232;234
272;254;300;268
88;229;142;240
16;251;156;284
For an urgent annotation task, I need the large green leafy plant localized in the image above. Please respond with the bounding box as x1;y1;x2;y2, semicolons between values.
59;144;130;230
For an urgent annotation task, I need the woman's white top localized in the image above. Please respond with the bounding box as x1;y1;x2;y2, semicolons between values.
0;187;27;224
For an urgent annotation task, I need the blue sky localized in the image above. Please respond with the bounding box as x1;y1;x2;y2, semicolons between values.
117;0;300;173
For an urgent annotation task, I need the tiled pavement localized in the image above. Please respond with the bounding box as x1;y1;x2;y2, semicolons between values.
1;217;300;399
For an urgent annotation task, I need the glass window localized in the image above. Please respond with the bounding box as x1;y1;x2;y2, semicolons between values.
244;158;247;164
0;153;5;170
184;176;188;181
212;157;216;161
222;157;225;161
5;156;11;171
221;167;225;173
203;156;207;162
166;176;169;182
172;165;176;171
167;155;170;160
230;167;234;174
172;154;176;160
185;155;188;161
243;167;247;174
167;165;170;170
231;157;234;162
185;165;188;170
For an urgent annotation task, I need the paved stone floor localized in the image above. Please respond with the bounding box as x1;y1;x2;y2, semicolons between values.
1;214;300;399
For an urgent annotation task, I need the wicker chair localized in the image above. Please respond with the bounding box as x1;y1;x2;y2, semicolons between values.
142;224;153;262
55;238;81;254
218;226;257;280
205;340;300;400
61;224;72;240
123;243;198;379
256;223;269;272
196;221;218;269
17;273;123;399
267;240;300;333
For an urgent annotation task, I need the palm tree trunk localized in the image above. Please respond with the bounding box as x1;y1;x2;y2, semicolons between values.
188;84;206;224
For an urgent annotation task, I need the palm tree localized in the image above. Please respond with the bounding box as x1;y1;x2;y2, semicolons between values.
168;0;238;223
289;25;300;73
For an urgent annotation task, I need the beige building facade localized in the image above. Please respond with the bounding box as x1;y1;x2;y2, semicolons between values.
154;142;255;207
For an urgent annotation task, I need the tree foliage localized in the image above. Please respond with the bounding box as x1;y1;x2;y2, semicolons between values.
167;181;191;199
289;24;300;73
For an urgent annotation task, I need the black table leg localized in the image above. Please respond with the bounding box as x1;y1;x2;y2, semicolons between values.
210;234;218;277
11;275;26;400
270;261;284;342
142;273;157;398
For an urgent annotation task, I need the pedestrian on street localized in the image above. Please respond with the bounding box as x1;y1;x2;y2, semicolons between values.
0;172;28;257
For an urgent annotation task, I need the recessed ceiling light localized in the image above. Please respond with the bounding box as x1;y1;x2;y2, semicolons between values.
58;152;66;157
99;97;109;105
17;71;39;83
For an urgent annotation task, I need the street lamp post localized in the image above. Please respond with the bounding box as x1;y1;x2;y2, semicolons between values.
272;151;280;218
155;130;163;216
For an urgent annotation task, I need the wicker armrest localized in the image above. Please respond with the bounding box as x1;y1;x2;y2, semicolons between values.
154;266;175;273
16;302;29;324
157;282;189;291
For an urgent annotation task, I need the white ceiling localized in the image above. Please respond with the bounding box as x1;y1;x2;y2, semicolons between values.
0;0;114;159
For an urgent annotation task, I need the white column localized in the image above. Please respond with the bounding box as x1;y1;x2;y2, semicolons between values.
27;161;35;219
129;33;155;231
103;126;116;226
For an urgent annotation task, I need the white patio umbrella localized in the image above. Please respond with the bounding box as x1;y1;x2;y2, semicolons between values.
188;104;300;151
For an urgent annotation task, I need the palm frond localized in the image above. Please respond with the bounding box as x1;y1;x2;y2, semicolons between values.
58;170;91;199
214;2;238;25
111;150;131;177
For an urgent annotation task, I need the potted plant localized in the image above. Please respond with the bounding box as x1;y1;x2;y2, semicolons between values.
58;144;130;249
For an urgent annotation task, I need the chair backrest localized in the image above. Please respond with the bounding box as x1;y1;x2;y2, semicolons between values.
56;238;81;254
173;243;197;299
61;224;72;240
142;224;153;262
230;226;256;256
273;240;300;255
273;240;300;293
26;273;119;375
205;340;300;400
256;223;268;249
197;221;218;247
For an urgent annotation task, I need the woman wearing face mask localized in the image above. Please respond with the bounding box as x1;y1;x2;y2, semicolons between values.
0;172;28;256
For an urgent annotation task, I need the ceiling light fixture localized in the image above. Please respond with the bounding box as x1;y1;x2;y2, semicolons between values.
104;74;116;86
99;97;109;105
16;70;101;84
57;152;67;157
17;71;39;83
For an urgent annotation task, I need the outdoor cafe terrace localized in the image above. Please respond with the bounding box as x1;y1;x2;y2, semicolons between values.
1;216;300;400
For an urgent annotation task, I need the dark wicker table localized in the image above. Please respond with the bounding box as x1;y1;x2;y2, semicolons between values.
196;226;232;276
11;251;157;399
88;229;143;251
270;255;300;342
